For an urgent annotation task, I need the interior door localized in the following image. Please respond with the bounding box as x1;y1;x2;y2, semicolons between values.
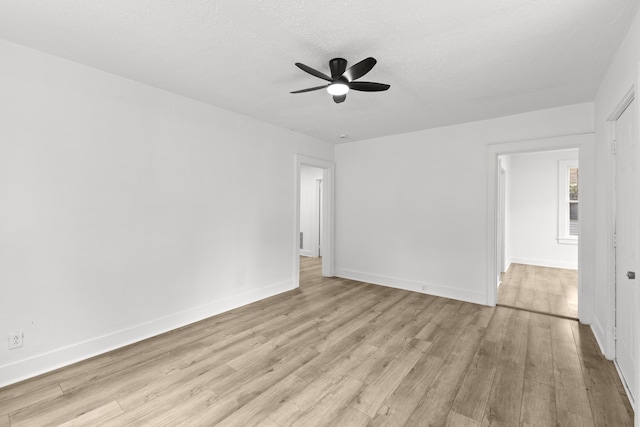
615;97;637;401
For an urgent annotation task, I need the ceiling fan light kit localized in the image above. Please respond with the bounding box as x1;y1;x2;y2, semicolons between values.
327;81;349;96
291;57;390;103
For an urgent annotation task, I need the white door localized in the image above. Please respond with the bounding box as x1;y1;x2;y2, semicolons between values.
615;97;637;401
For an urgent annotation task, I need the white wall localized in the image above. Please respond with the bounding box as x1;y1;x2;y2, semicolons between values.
0;40;333;386
505;149;579;270
299;165;323;256
593;8;640;360
335;103;594;305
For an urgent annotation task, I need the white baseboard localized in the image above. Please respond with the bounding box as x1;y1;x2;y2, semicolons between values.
299;249;313;257
0;280;295;388
614;360;637;411
510;257;578;270
504;260;512;273
334;268;486;306
597;321;636;412
590;318;615;360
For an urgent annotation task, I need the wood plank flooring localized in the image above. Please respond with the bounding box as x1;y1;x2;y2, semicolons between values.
0;257;632;426
498;263;578;319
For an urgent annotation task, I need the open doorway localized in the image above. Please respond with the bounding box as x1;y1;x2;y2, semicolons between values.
487;134;590;322
299;165;323;258
299;165;324;281
496;149;579;319
293;155;334;288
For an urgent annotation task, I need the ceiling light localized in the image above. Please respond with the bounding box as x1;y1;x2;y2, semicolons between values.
327;83;349;96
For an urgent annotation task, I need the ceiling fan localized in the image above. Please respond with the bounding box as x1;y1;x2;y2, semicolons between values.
291;57;390;103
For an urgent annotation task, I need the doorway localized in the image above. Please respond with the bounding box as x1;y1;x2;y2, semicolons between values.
293;155;335;288
486;134;590;317
299;165;323;259
496;149;580;319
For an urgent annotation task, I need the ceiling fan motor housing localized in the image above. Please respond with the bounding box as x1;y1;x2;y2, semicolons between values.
329;58;348;79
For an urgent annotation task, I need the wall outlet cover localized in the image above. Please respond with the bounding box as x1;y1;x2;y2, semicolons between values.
9;331;23;349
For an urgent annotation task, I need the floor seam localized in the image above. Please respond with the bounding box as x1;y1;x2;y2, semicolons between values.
495;304;578;321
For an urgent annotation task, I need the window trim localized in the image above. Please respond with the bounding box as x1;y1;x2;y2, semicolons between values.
558;159;579;245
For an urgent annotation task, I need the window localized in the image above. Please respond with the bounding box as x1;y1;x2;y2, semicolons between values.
558;159;578;244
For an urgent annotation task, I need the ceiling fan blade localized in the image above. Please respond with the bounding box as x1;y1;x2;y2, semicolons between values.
333;94;346;103
344;57;377;81
295;63;333;82
290;85;329;94
349;81;390;92
330;58;347;79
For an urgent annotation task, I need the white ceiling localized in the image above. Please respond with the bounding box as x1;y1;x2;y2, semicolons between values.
1;0;638;143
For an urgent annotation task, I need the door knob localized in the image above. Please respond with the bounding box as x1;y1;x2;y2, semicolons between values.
627;271;635;280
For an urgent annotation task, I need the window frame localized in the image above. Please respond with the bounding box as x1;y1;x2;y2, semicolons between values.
558;159;579;245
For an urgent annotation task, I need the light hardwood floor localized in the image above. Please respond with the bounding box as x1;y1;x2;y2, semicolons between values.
498;263;578;319
0;257;632;426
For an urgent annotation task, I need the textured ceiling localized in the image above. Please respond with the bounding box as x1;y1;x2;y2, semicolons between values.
0;0;638;143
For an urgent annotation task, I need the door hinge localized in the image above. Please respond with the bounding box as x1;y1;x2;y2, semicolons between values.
613;326;617;340
612;138;617;154
613;233;617;247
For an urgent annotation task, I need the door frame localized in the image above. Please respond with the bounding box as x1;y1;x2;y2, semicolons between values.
293;155;335;286
487;134;590;316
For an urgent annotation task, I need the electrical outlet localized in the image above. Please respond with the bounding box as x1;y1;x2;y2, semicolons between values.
9;331;23;349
